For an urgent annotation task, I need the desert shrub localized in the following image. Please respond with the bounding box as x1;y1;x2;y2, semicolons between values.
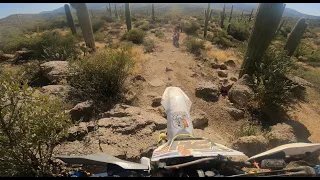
0;31;29;53
0;71;71;176
131;16;138;22
139;22;150;31
121;29;145;44
185;37;205;56
250;47;296;114
28;31;79;60
305;50;320;67
94;31;106;42
69;48;135;104
236;121;262;137
227;21;250;41
92;20;105;33
155;31;164;39
210;30;233;49
101;15;114;23
134;20;145;28
183;21;200;35
294;41;312;58
143;39;155;53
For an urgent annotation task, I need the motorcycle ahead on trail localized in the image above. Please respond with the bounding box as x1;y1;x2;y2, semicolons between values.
56;87;320;177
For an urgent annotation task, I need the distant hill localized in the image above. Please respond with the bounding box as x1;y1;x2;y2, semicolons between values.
36;3;320;20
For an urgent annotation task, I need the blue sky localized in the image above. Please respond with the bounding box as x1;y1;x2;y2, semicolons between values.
0;3;320;19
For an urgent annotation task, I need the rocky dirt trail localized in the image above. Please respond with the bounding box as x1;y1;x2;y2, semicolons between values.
131;30;246;146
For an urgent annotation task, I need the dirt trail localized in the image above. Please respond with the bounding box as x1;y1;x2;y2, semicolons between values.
131;31;246;146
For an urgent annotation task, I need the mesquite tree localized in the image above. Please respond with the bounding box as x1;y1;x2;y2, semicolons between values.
70;3;96;51
284;17;308;56
229;5;233;22
204;3;212;38
152;4;155;21
239;3;286;78
64;4;77;35
125;3;132;31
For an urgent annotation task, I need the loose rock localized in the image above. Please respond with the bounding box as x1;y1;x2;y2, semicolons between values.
231;135;269;157
192;110;208;129
152;96;162;107
224;60;236;67
195;81;220;101
265;123;297;148
68;100;94;123
217;70;228;78
40;61;70;83
228;74;254;107
224;107;244;120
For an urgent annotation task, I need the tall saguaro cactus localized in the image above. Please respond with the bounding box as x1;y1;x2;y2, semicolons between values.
248;9;254;22
125;3;132;31
284;18;308;56
220;3;226;28
239;3;285;78
203;3;212;38
115;4;118;18
64;4;77;35
109;3;112;16
275;18;287;38
229;5;233;23
152;4;155;21
70;3;96;51
240;11;244;21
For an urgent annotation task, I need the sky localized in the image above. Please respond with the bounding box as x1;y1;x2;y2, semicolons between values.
0;3;320;19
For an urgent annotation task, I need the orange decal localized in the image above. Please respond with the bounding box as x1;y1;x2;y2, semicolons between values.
181;119;189;128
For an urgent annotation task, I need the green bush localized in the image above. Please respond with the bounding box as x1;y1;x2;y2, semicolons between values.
305;50;320;67
0;71;71;176
143;39;155;53
210;30;233;49
69;48;135;104
92;20;105;33
183;21;200;35
101;16;114;23
94;31;106;42
294;41;311;58
139;22;150;31
121;29;146;44
29;31;79;60
236;121;262;138
251;47;296;113
0;31;29;53
227;21;250;41
155;31;165;39
185;37;205;56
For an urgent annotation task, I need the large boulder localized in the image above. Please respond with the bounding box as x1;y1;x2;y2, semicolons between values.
285;75;314;90
191;109;208;129
228;74;254;107
195;81;220;101
41;85;73;100
265;123;297;148
40;61;70;83
231;135;269;157
67;100;94;123
55;104;167;162
224;106;244;120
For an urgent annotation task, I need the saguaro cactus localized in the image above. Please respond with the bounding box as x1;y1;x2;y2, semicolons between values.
220;3;226;28
203;3;212;38
125;3;132;31
229;5;233;22
152;4;155;21
64;4;77;35
240;11;244;21
115;4;118;18
70;3;95;51
275;18;287;37
284;18;308;56
109;3;112;16
248;9;254;22
239;3;285;78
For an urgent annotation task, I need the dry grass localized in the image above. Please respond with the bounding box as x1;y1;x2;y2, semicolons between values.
131;46;152;75
206;48;239;64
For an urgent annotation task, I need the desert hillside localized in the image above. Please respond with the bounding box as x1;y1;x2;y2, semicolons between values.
0;3;320;177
